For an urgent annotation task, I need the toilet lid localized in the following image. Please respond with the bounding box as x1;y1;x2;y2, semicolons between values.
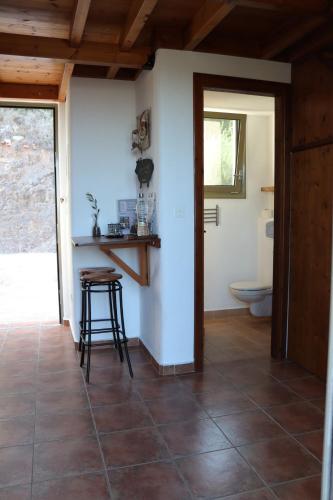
230;281;272;291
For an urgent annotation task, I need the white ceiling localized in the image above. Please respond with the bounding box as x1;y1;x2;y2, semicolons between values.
204;91;275;115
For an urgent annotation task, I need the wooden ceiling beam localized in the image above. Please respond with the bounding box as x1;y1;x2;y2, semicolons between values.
0;33;150;68
0;83;58;100
237;0;327;12
58;63;74;102
70;0;92;47
121;0;159;50
106;66;119;79
184;0;237;51
262;16;326;59
288;24;333;62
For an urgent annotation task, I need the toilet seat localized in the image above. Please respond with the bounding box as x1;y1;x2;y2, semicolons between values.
230;281;272;291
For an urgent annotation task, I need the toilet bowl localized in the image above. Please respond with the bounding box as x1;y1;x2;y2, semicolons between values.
229;281;272;317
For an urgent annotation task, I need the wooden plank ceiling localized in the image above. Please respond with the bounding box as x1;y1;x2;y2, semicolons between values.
0;0;331;101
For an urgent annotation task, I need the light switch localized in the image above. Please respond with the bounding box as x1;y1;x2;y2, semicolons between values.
174;207;185;218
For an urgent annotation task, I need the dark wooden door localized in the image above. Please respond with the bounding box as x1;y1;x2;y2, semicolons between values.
288;146;333;379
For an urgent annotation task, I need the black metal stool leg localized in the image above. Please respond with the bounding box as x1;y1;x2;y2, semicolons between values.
108;283;118;350
119;284;133;378
112;282;124;362
80;335;85;367
86;285;92;383
79;282;86;352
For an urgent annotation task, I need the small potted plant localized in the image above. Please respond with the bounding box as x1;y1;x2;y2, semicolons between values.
86;192;101;237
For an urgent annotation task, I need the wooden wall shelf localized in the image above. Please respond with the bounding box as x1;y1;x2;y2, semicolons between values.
72;235;161;286
261;186;275;192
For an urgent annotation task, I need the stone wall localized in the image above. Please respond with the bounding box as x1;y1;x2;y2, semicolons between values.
0;107;56;253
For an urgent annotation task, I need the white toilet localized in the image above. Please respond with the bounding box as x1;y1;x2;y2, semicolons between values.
229;214;274;317
229;281;272;317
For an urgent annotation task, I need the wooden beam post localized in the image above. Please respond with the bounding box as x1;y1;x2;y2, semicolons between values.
121;0;159;50
70;0;92;47
184;0;236;51
58;63;74;102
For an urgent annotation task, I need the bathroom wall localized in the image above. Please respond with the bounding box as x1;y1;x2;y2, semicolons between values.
204;93;275;312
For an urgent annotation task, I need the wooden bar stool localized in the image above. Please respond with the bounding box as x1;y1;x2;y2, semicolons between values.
79;267;116;351
79;271;133;383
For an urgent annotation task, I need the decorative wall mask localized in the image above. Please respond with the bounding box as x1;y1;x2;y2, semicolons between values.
135;158;154;188
132;109;150;153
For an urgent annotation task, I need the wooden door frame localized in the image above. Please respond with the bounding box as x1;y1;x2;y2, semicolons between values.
194;73;291;371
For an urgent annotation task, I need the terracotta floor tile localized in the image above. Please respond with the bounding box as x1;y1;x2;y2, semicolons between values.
0;484;32;500
32;472;110;500
267;362;311;381
177;372;229;393
244;381;301;407
177;448;263;498
0;394;35;419
222;365;275;388
272;475;321;499
88;382;139;407
101;427;169;467
285;377;326;400
0;376;37;396
266;401;324;434
35;409;94;443
38;358;80;373
0;350;38;364
0;416;35;448
310;398;326;411
0;445;33;487
159;418;231;457
108;461;191;500
33;436;103;482
219;489;275;499
295;430;323;461
126;349;150;365
93;401;153;433
83;366;128;385
146;395;207;424
36;389;89;414
214;410;287;446
134;378;185;400
196;388;257;417
38;350;77;364
36;370;83;393
130;363;158;379
0;362;37;379
238;437;321;485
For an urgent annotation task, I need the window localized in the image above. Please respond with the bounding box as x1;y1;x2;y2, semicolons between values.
204;112;246;198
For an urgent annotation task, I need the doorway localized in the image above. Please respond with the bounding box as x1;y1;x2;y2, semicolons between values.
203;90;275;365
0;105;61;325
193;73;290;370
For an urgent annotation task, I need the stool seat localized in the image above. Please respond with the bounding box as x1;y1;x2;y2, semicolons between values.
82;272;123;283
80;267;115;276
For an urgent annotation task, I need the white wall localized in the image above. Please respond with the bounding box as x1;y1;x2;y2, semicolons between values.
204;111;275;312
135;70;164;361
137;49;291;365
69;78;140;340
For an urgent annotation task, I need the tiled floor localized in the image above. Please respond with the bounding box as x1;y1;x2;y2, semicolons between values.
0;315;325;499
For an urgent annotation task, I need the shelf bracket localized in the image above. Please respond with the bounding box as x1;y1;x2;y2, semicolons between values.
100;243;150;286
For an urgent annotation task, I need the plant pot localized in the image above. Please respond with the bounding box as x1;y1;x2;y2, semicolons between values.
92;224;101;237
